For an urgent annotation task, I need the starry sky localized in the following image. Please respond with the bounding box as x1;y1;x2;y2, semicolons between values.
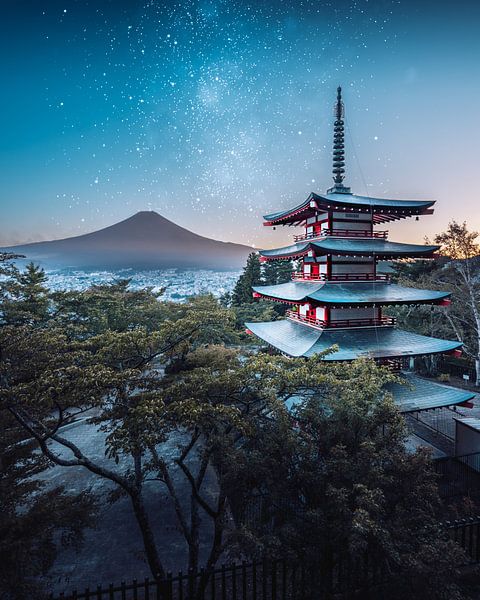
1;0;479;249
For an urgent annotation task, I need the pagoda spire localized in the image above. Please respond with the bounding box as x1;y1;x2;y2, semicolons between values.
328;86;350;194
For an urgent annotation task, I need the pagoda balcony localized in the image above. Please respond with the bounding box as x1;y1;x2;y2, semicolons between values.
293;229;388;242
286;310;396;330
291;271;391;283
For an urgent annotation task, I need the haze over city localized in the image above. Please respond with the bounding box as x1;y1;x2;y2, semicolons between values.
2;0;479;249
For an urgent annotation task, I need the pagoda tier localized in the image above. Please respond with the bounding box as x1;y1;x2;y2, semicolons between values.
245;319;462;360
258;238;439;261
263;191;435;226
285;372;475;413
246;86;470;418
252;281;450;306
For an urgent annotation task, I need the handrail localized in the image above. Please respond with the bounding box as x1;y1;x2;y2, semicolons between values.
293;229;388;242
286;310;395;330
291;272;390;283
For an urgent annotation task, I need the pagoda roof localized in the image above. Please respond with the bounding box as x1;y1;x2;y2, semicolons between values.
259;238;439;261
264;192;435;226
386;372;475;413
252;281;450;306
245;318;461;360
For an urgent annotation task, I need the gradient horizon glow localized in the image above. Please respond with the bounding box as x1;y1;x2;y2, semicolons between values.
1;0;479;250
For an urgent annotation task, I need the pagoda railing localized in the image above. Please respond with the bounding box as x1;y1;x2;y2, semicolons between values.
286;310;396;330
293;229;388;242
291;272;391;283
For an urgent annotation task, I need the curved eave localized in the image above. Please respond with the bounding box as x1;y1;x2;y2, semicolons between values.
387;372;475;413
245;319;462;360
259;239;439;261
263;192;435;226
285;372;474;415
252;281;324;303
252;281;451;306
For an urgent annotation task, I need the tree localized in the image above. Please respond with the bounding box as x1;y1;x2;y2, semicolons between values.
262;260;294;285
434;221;480;385
0;262;50;326
227;357;466;599
0;256;94;599
391;222;480;382
231;253;262;305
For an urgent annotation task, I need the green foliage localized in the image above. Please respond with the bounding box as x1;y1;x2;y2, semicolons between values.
231;252;262;305
230;301;279;335
390;221;480;381
0;256;95;599
262;260;294;285
1;262;50;326
226;358;466;599
1;258;467;596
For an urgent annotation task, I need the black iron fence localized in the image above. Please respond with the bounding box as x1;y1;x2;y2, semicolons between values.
435;451;480;499
446;517;480;564
49;557;378;600
50;517;480;600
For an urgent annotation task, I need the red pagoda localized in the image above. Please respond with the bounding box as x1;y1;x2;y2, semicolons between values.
246;87;475;416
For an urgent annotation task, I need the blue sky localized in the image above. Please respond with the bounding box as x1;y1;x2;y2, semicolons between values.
1;0;479;248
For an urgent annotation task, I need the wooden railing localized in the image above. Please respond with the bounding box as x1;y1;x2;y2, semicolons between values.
291;272;390;282
293;229;388;242
286;310;395;330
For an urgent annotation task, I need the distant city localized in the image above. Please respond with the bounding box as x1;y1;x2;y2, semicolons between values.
40;267;241;301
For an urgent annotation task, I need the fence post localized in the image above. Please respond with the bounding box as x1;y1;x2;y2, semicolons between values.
271;560;277;599
157;573;173;600
145;577;150;600
221;565;226;600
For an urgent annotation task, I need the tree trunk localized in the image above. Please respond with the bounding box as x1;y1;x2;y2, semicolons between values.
130;490;166;580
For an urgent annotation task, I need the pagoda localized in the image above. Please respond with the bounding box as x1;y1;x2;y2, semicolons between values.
246;86;475;416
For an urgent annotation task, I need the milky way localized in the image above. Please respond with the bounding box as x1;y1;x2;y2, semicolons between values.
2;0;479;248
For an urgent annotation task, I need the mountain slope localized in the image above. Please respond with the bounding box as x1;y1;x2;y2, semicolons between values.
5;211;254;269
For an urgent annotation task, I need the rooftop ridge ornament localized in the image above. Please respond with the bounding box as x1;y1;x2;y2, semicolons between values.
327;86;351;194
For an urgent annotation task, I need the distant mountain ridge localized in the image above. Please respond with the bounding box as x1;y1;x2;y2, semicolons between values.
4;211;254;270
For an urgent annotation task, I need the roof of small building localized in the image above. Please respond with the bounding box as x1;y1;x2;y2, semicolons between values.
259;238;439;260
386;372;475;413
252;281;450;305
284;371;473;417
453;417;480;432
264;192;435;225
245;318;462;360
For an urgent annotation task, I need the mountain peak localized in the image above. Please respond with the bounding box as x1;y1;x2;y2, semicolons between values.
6;210;253;270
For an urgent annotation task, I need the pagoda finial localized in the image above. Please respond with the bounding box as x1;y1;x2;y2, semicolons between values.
328;86;350;194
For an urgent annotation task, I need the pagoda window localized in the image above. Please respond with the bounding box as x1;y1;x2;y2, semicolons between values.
299;303;310;316
303;264;311;275
319;263;328;274
315;306;326;321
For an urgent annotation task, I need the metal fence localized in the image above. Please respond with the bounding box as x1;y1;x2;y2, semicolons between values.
50;518;480;600
49;556;386;600
446;517;480;564
435;451;480;499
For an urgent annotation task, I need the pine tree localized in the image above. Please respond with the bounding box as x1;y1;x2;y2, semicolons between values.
262;260;294;285
231;253;262;305
1;262;50;326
